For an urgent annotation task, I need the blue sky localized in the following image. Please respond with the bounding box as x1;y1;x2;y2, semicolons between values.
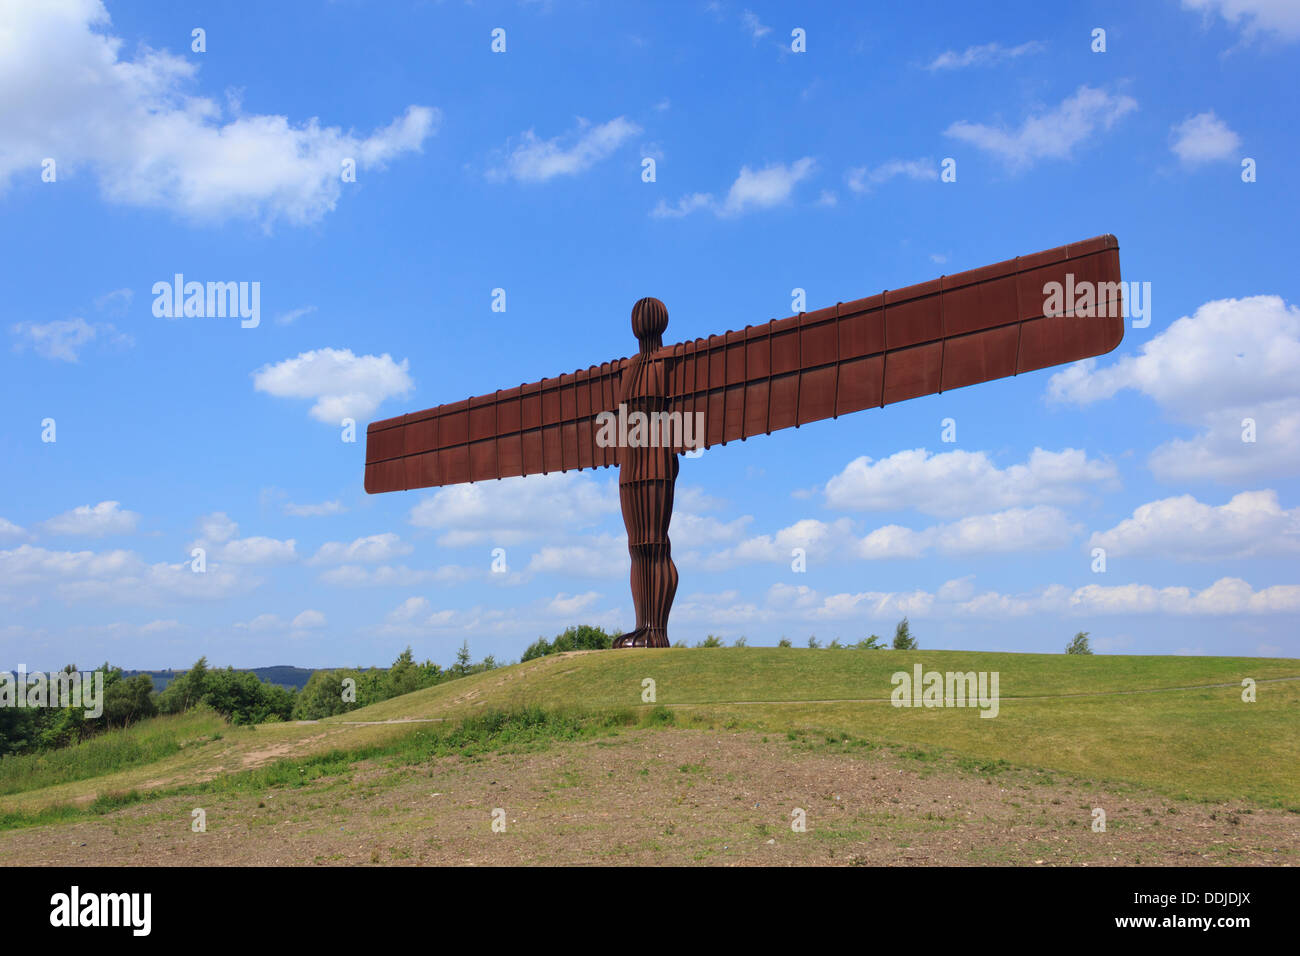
2;0;1298;669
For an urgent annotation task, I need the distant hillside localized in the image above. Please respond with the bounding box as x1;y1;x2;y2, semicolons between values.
6;665;387;693
123;666;358;692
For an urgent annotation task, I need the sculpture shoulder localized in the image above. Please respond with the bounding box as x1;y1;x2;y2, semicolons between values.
619;353;669;401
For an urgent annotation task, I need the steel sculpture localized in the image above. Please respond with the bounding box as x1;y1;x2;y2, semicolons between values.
365;235;1124;647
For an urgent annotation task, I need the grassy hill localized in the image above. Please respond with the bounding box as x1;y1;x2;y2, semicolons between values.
2;648;1297;830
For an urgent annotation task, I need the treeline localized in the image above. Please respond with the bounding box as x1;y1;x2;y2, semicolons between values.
0;640;501;758
691;617;920;650
293;642;499;720
521;625;616;660
0;665;156;756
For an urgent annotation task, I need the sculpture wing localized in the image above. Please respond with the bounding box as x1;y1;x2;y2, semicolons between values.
661;234;1124;448
364;360;628;493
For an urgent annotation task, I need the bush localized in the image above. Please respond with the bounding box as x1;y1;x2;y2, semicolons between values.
892;618;918;650
202;669;295;725
1066;631;1093;655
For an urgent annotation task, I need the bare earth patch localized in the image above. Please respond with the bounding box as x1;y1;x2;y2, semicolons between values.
1;729;1294;866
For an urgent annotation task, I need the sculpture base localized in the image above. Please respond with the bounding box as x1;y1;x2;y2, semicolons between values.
613;627;669;649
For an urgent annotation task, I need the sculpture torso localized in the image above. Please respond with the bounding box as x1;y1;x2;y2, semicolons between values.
616;351;677;484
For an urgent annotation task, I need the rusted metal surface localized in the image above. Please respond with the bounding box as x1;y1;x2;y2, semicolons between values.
365;235;1124;646
365;235;1122;493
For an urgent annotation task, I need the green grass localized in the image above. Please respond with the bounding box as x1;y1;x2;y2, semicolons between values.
0;705;658;831
343;647;1298;717
335;648;1300;807
2;649;1296;829
0;708;228;796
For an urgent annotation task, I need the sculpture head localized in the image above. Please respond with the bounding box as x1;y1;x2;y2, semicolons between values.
631;296;668;353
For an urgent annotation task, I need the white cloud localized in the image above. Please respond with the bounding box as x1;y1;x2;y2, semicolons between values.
1090;490;1300;560
252;348;414;424
10;317;129;361
387;596;430;624
197;512;239;544
0;1;437;226
378;591;620;638
926;506;1077;555
191;512;296;565
696;517;857;571
762;576;1300;620
319;563;478;588
925;40;1044;70
309;532;412;565
291;609;327;629
217;536;297;565
409;471;618;546
547;591;601;616
650;192;715;219
283;499;345;517
0;517;26;540
0;544;251;605
274;305;317;326
669;512;752;549
845;159;937;193
721;158;816;214
741;10;771;41
824;447;1117;517
652;158;817;218
43;500;140;537
944;85;1138;170
1181;0;1300;41
1047;295;1300;481
695;506;1076;570
94;288;132;316
489;116;641;183
236;613;285;632
1170;111;1242;164
527;534;629;577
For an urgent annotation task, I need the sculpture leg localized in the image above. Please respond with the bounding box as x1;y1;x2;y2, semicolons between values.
614;458;678;648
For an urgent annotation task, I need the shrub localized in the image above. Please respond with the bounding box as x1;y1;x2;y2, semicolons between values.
1066;631;1093;655
892;618;918;650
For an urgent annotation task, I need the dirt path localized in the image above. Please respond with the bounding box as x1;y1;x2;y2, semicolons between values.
1;729;1293;867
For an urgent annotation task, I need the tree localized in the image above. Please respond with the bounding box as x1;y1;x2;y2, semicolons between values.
386;646;424;697
201;668;295;724
777;637;793;648
157;657;210;714
732;636;747;647
827;638;844;649
102;672;157;727
696;634;724;647
855;635;886;650
892;618;917;650
521;637;552;661
453;640;473;677
1066;631;1093;655
521;625;614;661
